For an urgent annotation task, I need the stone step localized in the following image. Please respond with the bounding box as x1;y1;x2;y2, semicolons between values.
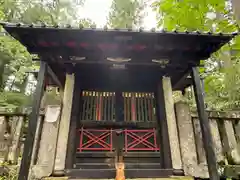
69;179;192;180
44;176;194;180
75;162;114;169
75;162;162;169
66;168;176;179
66;169;115;179
43;176;194;180
69;177;193;180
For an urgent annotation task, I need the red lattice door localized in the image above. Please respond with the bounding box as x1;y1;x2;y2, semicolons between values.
78;128;113;151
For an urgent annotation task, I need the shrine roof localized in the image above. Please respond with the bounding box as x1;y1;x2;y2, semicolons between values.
2;22;236;91
1;23;234;60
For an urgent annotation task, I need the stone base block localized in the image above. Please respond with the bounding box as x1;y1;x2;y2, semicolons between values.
42;176;193;180
43;178;68;180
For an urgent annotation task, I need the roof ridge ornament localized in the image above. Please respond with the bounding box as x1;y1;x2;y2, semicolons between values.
126;25;133;31
41;22;47;28
207;30;212;35
193;30;201;34
151;28;156;32
0;22;237;37
16;23;22;27
65;24;71;28
139;27;144;32
161;29;166;33
79;23;84;29
173;29;178;33
91;24;97;29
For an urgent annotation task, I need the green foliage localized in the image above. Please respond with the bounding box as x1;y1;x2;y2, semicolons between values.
153;0;240;110
0;92;32;110
0;162;18;180
0;0;91;110
108;0;144;28
44;87;62;106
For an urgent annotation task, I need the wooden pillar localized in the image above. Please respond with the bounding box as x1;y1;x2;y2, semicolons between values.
162;76;182;170
191;67;219;180
28;116;44;180
54;73;75;175
18;61;47;180
65;78;80;169
155;78;172;169
31;106;61;179
29;92;47;171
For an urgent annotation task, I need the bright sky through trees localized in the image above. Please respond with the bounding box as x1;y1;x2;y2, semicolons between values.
78;0;157;29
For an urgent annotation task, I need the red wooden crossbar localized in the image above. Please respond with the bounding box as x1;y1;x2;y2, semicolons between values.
124;129;159;152
78;128;113;151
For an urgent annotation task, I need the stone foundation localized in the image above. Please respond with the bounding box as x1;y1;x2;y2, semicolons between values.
42;177;193;180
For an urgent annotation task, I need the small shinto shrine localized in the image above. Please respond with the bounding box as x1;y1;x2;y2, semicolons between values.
1;22;236;180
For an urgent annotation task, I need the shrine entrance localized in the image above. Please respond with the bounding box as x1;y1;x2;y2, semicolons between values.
75;91;161;173
2;22;234;180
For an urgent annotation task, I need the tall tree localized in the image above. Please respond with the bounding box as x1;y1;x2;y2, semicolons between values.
152;0;240;110
0;0;88;109
108;0;144;28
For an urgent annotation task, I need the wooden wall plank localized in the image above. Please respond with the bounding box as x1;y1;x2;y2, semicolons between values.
224;120;240;163
192;118;206;164
175;102;208;178
209;119;224;162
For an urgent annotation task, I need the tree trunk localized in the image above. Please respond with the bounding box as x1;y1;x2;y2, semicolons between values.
19;75;28;93
0;60;6;91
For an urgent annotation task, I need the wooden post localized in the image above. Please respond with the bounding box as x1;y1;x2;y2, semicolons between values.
54;73;75;175
28;116;44;180
18;61;47;180
65;78;80;169
30;106;61;179
162;76;182;170
7;115;24;164
0;115;8;163
155;78;172;169
175;101;209;178
191;67;219;180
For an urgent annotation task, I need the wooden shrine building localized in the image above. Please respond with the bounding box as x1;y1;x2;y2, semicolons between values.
1;22;237;180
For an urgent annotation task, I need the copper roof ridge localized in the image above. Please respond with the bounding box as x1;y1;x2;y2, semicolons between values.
1;21;238;37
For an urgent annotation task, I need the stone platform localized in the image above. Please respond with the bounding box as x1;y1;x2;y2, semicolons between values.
43;176;194;180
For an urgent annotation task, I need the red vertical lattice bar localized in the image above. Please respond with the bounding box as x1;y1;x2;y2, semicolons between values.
96;93;99;120
79;127;84;152
78;129;113;151
125;128;128;152
98;95;102;120
110;129;113;151
153;128;158;151
131;94;136;121
124;129;159;151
